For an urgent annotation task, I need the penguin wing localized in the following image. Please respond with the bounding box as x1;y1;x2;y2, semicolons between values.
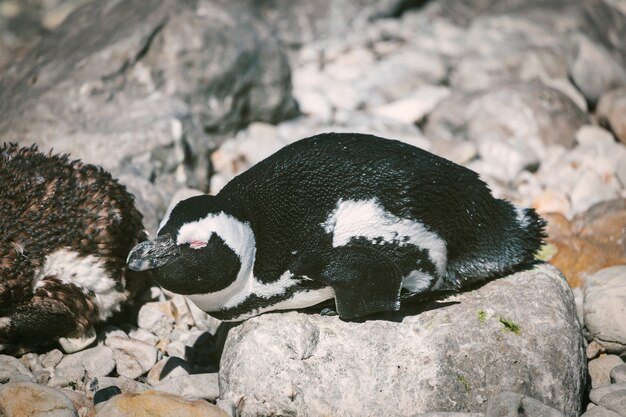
316;245;403;319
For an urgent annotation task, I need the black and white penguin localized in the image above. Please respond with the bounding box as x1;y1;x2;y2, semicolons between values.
128;133;545;321
0;144;147;354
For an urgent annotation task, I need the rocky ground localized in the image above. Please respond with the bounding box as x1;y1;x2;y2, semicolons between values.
1;0;626;416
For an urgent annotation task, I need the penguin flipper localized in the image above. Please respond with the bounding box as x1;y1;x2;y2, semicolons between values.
319;245;403;319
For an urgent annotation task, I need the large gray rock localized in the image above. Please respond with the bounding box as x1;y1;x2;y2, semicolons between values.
219;264;586;417
0;0;297;213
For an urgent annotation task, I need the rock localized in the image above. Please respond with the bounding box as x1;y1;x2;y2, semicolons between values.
589;356;626;388
0;381;78;417
106;336;158;379
0;354;36;383
611;364;626;383
371;85;451;124
56;345;115;378
584;266;626;354
91;376;152;394
485;391;566;417
95;390;228;417
48;365;85;389
93;386;122;405
415;414;483;417
599;390;626;416
583;0;626;65
545;201;626;287
154;373;220;401
0;0;296;196
146;356;191;385
567;34;626;106
41;349;64;369
137;301;176;338
128;328;159;346
581;405;623;417
590;382;626;404
220;264;586;417
588;341;607;360
424;83;587;150
597;87;626;145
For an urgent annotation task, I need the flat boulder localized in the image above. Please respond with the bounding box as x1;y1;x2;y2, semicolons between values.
219;264;586;417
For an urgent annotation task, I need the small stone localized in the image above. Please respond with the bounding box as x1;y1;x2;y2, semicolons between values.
92;376;151;394
597;88;626;145
590;382;626;404
588;341;606;360
0;382;78;417
599;389;626;415
137;301;176;338
532;190;571;216
33;370;51;384
584;267;626;354
93;386;122;405
128;328;159;346
372;85;451;124
589;355;626;388
20;352;42;372
146;357;191;386
56;345;115;378
569;170;620;215
611;364;626;383
486;391;565;417
41;349;64;369
107;336;158;379
581;405;623;417
153;373;220;401
48;365;85;389
0;355;36;383
95;390;229;417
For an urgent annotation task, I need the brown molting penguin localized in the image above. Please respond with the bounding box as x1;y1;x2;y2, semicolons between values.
0;143;147;354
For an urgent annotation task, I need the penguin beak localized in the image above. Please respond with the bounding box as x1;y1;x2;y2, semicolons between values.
127;234;181;271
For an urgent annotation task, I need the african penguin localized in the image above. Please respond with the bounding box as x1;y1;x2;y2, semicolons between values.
128;133;546;321
0;144;147;354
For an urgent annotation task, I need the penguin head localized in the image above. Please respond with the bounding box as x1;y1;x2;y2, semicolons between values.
127;195;255;295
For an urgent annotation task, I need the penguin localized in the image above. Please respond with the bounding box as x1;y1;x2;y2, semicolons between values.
0;143;147;354
128;133;545;321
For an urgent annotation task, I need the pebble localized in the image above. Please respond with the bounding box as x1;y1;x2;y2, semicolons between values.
584;267;626;354
106;336;158;379
153;373;220;401
611;364;626;383
0;354;36;383
41;349;64;369
598;390;626;416
94;386;122;405
0;382;78;417
590;382;626;404
597;87;626;145
92;376;152;394
146;356;191;385
94;390;229;417
56;345;115;378
581;405;623;417
589;356;626;388
137;302;176;338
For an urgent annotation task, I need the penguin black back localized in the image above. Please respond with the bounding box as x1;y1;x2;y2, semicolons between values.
129;133;546;321
0;143;147;353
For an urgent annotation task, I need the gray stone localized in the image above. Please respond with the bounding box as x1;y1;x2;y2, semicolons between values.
611;364;626;383
56;345;115;378
583;0;626;66
106;336;158;379
414;414;483;417
589;355;626;388
599;389;626;416
220;264;586;417
137;301;176;338
567;34;626;105
40;349;63;369
128;327;159;346
584;266;626;354
48;365;85;389
91;376;151;394
485;391;566;417
155;373;220;401
0;354;36;383
0;382;78;417
146;356;191;386
590;382;626;404
424;83;587;149
0;0;296;196
597;87;626;145
580;405;623;417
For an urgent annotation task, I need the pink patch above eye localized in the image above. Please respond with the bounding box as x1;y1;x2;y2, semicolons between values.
190;240;207;249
